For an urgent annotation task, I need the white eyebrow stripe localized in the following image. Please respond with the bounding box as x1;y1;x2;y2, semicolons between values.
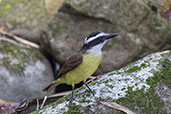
84;32;106;44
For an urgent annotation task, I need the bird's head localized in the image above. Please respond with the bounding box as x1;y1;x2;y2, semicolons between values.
81;32;118;54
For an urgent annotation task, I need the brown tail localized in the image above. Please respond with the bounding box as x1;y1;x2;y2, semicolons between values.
43;81;59;92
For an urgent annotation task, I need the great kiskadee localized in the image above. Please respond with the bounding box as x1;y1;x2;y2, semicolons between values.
43;32;118;102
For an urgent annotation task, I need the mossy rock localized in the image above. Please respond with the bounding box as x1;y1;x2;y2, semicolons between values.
0;0;64;31
31;50;171;114
0;37;54;102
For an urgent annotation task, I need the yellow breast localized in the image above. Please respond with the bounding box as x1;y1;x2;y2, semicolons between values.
62;53;102;86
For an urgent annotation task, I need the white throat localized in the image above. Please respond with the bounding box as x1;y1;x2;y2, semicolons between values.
87;41;106;55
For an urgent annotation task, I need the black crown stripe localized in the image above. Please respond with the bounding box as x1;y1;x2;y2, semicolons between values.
87;32;101;40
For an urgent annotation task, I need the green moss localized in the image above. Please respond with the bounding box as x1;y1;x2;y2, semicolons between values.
125;66;139;73
147;15;171;39
108;84;114;89
148;59;171;88
0;40;43;76
121;87;126;91
4;4;11;11
108;70;123;76
104;80;110;83
0;0;24;12
90;81;96;85
124;63;146;73
124;61;137;68
0;0;47;32
130;28;138;33
0;40;26;75
2;57;25;75
161;51;171;56
115;58;171;114
64;103;83;114
116;87;165;114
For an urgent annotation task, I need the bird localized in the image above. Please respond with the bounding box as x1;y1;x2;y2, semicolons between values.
43;32;118;103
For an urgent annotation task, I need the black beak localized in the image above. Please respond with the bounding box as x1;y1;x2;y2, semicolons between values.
106;33;118;40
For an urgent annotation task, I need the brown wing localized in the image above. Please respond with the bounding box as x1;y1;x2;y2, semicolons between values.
56;52;83;78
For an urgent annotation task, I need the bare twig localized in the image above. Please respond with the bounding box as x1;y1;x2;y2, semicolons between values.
100;101;135;114
36;99;39;110
86;75;103;84
0;30;39;48
0;99;16;105
40;96;47;109
48;91;72;98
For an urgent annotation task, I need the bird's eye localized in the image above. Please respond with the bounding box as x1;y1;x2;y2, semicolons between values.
100;37;105;42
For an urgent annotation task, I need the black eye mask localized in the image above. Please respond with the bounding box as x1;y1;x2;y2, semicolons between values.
84;36;105;49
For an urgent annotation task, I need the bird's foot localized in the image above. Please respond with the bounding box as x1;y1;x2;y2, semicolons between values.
84;82;95;96
69;95;76;103
86;89;95;96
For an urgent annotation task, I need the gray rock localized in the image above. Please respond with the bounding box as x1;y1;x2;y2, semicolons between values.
42;0;171;74
31;50;171;114
0;37;54;102
0;0;63;31
155;82;171;114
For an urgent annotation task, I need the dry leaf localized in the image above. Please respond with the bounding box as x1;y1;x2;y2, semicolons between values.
0;99;16;105
100;101;135;114
0;27;3;32
159;0;171;20
0;100;29;114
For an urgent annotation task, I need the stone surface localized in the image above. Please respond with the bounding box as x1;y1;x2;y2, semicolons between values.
155;82;171;114
0;0;64;31
42;0;171;74
0;37;54;102
32;50;171;114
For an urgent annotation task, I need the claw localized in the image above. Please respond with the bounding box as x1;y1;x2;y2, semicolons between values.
69;95;76;103
84;82;95;96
